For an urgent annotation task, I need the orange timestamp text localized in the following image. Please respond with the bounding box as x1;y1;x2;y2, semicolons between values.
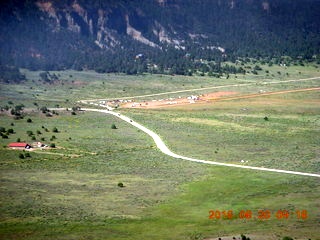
208;209;308;220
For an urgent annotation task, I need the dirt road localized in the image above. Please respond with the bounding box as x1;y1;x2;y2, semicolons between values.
207;87;320;102
78;76;320;103
78;76;320;177
82;108;320;178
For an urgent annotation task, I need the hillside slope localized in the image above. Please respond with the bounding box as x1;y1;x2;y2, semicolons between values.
0;0;319;72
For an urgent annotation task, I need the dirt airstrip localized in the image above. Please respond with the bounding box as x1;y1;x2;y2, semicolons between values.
119;87;320;109
121;91;238;109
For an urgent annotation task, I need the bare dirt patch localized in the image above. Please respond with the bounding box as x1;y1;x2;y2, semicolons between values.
72;80;88;86
120;91;238;109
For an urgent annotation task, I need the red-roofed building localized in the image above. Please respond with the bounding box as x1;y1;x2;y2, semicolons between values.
8;142;31;149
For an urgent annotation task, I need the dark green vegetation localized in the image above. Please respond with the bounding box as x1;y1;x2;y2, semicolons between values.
0;65;319;239
1;0;319;75
0;65;26;83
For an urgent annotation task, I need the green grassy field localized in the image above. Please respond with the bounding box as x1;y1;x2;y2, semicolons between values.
0;63;319;239
0;63;319;107
121;90;320;173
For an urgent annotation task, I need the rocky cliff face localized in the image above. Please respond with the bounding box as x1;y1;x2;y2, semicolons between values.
0;0;319;71
34;0;183;50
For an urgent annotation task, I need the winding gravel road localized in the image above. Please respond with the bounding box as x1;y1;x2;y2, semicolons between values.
82;107;320;178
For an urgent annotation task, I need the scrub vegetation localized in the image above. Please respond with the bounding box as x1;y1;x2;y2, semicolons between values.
0;63;319;239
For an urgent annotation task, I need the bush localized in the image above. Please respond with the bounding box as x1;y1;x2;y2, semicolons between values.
52;127;58;133
111;124;117;129
31;136;36;140
19;153;24;159
25;152;31;158
50;143;56;148
72;106;80;111
71;111;76;115
26;130;34;136
241;234;250;240
2;134;8;139
40;106;48;113
264;116;269;121
7;128;14;134
282;237;293;240
36;130;42;135
27;118;32;123
17;138;21;142
117;182;124;188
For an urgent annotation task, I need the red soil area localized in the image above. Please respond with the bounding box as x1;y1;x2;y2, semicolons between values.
121;91;238;109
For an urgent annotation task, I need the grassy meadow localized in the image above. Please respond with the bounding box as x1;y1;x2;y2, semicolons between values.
0;63;319;239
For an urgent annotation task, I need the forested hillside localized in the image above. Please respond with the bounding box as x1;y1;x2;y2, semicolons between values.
0;0;319;75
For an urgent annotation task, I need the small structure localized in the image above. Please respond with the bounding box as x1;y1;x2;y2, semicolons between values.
187;95;199;100
32;142;47;148
8;142;31;149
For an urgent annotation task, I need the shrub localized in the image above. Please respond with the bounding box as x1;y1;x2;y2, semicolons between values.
19;153;24;159
0;127;5;133
52;127;58;133
10;109;16;115
27;118;32;123
25;152;31;158
71;111;76;115
254;65;262;71
239;234;250;240
282;237;293;240
2;134;8;139
117;182;124;188
72;106;80;111
50;143;56;148
40;106;48;113
111;124;117;129
26;130;34;136
264;116;269;121
31;136;36;140
7;128;14;134
36;130;42;135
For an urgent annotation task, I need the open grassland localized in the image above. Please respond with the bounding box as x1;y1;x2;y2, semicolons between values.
0;111;207;238
0;63;319;239
121;90;320;174
0;63;319;108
